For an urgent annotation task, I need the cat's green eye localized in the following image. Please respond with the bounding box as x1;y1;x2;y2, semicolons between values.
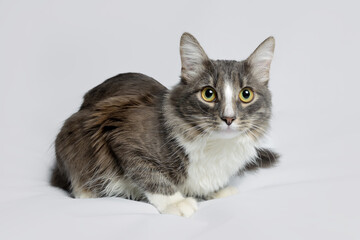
201;87;217;102
239;88;254;103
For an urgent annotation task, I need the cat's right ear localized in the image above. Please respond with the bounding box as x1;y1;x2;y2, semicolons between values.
180;33;209;82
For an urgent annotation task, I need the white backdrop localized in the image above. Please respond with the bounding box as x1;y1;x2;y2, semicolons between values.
1;1;359;239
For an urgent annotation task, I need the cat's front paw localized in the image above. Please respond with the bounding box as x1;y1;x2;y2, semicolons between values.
212;186;238;199
161;197;198;217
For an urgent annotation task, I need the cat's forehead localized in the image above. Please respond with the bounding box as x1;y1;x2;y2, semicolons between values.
211;60;246;88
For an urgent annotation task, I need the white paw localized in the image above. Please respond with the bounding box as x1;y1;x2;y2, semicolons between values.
161;198;198;217
73;190;96;199
212;186;238;199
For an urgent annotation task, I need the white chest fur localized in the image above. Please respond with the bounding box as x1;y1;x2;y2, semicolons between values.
178;134;257;197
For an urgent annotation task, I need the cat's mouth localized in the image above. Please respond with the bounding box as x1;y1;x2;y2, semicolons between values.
221;127;238;133
211;125;243;139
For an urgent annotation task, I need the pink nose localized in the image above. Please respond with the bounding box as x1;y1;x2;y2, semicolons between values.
221;117;236;126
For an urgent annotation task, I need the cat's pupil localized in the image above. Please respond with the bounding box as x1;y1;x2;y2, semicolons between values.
242;90;250;99
205;89;214;98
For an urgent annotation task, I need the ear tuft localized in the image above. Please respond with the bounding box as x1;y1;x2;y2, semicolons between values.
247;36;275;84
180;33;209;81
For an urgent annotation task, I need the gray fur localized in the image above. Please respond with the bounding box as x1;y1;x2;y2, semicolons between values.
51;33;279;200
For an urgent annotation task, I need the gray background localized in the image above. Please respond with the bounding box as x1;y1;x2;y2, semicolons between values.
1;1;359;239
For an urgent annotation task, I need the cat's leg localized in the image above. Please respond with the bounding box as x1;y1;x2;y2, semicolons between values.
210;186;238;199
146;192;198;217
119;158;197;217
136;171;198;217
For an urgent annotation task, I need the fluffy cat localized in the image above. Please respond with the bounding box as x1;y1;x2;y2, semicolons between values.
51;33;279;217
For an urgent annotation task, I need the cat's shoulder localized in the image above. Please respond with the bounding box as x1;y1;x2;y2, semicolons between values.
81;73;167;110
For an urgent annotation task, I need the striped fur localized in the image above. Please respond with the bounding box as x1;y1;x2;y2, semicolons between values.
51;33;278;216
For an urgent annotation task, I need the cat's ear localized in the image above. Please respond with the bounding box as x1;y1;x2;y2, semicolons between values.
246;36;275;85
180;33;209;82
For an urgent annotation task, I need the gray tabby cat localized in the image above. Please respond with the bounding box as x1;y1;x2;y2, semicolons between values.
51;33;279;217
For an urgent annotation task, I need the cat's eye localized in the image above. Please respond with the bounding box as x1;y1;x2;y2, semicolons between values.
239;88;254;103
201;87;217;102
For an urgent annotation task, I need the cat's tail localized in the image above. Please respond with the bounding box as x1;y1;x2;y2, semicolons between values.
243;148;280;172
50;162;71;193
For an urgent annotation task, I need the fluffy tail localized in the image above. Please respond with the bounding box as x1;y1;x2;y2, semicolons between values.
244;148;280;172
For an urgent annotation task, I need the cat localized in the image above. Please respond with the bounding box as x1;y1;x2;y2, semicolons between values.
51;32;279;217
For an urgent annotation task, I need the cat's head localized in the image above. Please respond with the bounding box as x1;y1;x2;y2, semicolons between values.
166;33;275;141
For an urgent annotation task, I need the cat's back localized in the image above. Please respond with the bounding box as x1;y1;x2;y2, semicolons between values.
80;73;167;110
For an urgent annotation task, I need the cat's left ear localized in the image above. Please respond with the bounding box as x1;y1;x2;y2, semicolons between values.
246;36;275;85
180;33;209;82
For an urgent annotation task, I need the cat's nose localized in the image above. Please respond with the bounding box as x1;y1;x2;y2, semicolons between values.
221;116;236;126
